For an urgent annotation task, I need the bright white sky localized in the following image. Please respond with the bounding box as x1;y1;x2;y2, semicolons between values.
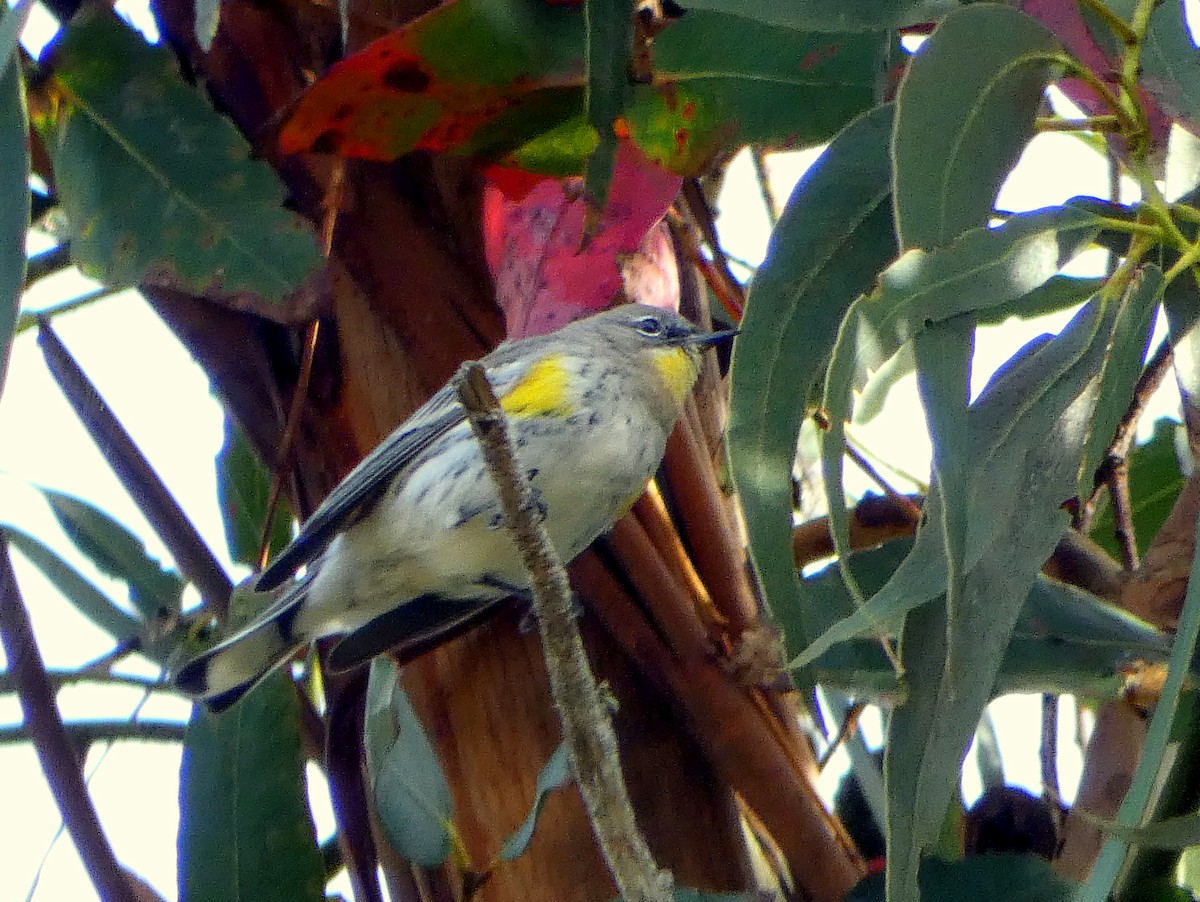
0;4;1195;901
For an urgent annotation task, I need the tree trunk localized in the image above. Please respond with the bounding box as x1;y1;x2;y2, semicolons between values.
146;0;864;897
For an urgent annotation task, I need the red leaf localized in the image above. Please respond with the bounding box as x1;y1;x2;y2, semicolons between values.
483;141;681;337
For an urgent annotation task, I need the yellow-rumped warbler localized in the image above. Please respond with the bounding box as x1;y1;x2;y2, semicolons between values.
175;303;736;711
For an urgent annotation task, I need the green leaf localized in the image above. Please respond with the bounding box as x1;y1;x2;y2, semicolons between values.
582;0;632;210
1140;0;1200;135
800;538;1169;697
178;672;324;902
2;525;142;644
728;103;896;661
194;0;220;52
857;275;1104;425
819;203;1099;607
364;659;454;867
885;294;1127;902
1078;265;1162;503
1091;418;1188;561
216;418;293;568
846;853;1078;901
629;15;886;170
663;0;957;31
0;0;36;74
1081;512;1200;901
0;20;28;400
500;739;572;860
45;9;322;300
892;3;1059;249
41;487;185;622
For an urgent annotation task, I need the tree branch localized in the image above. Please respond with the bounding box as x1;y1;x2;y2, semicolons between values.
454;362;672;902
37;317;233;619
0;539;157;902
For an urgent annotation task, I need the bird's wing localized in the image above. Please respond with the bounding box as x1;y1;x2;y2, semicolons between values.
256;386;466;589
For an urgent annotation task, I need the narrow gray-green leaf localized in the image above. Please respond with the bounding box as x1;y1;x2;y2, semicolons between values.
1078;265;1161;502
365;659;454;867
848;853;1078;901
179;672;324;902
2;525;142;642
582;0;632;211
856;275;1103;424
1081;516;1200;899
0;0;35;74
41;488;185;622
801;538;1169;697
47;10;322;300
666;0;956;31
893;3;1059;249
856;205;1100;376
887;296;1120;902
216;417;293;567
819;203;1097;613
0;29;28;399
1141;0;1200;136
500;740;573;860
194;0;220;52
729;103;896;656
800;299;1109;666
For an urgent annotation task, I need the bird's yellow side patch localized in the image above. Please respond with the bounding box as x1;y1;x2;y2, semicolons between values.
651;347;699;405
501;353;576;417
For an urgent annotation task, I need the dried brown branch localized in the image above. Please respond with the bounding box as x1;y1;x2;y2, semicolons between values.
0;539;159;902
36;318;233;620
455;362;672;902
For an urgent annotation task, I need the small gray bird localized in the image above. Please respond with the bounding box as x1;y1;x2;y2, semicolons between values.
174;303;736;711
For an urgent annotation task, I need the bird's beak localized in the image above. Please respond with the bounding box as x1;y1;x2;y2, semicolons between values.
694;327;740;347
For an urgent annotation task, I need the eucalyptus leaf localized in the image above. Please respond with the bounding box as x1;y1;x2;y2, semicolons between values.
1082;509;1200;900
0;24;28;399
892;3;1059;249
45;10;322;300
582;0;632;210
365;659;454;867
179;672;325;902
500;740;573;860
41;487;185;622
2;525;141;644
729;103;896;659
660;0;957;31
216;418;293;568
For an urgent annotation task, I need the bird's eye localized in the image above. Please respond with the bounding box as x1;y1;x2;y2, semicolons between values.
635;315;663;336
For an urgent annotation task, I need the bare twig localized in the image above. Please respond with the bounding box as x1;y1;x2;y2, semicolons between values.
1078;340;1175;533
1104;455;1141;570
0;539;156;902
455;362;672;902
1041;693;1062;833
845;440;921;512
36;318;233;620
677;181;747;318
750;146;781;227
259;319;322;571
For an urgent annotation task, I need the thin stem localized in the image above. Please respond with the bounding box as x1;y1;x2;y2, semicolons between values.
1041;693;1062;828
259;319;321;571
1035;114;1123;133
1078;0;1138;45
750;146;780;227
37;318;232;619
0;540;152;902
455;363;672;902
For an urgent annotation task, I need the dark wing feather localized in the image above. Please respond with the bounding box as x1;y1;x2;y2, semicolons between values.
256;389;465;590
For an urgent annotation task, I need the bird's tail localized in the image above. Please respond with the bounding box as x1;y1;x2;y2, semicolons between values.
174;588;306;714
